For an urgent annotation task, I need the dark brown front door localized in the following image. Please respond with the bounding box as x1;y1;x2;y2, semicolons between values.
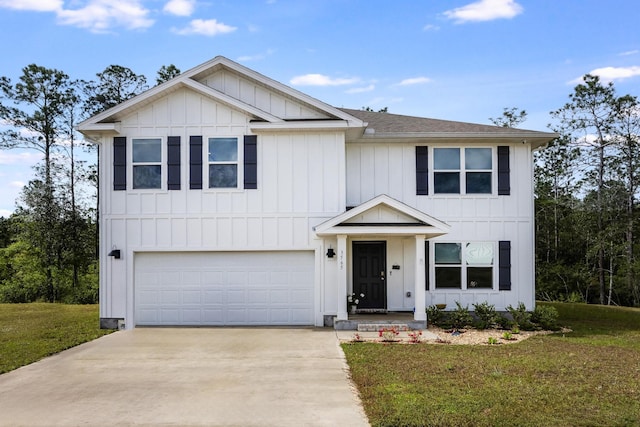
352;241;386;310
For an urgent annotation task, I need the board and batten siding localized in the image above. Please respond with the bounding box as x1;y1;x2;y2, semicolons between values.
345;142;533;221
198;69;331;120
98;87;347;323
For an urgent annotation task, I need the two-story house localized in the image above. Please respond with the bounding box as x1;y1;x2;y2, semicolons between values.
78;56;556;329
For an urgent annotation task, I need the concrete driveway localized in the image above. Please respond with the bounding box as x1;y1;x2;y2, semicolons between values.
0;328;369;426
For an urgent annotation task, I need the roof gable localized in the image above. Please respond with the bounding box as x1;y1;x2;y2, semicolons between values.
78;56;364;133
314;194;450;237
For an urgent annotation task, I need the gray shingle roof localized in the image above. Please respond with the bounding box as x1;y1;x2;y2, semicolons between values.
339;108;552;136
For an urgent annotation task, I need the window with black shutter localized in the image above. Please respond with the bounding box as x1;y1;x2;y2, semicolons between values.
244;135;257;189
189;136;203;189
497;146;510;195
498;241;512;290
113;136;126;191
167;136;180;190
416;146;428;195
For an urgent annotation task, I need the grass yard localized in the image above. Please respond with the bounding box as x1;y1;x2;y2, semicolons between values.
0;303;113;374
342;302;640;427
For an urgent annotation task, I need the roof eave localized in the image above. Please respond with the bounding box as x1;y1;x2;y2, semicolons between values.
352;131;558;149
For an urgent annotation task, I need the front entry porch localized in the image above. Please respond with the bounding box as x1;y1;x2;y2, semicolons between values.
333;311;426;331
314;195;451;328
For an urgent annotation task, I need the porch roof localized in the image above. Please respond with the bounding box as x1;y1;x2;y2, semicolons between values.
314;194;450;238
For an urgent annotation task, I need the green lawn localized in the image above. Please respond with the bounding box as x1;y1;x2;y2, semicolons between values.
342;302;640;427
0;303;113;374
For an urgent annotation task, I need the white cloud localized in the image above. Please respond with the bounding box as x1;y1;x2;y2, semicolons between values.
0;0;61;12
173;19;237;36
619;50;639;57
570;66;640;84
397;77;432;86
290;74;360;86
345;84;375;94
56;0;154;33
9;180;25;189
237;49;276;62
443;0;523;23
423;24;440;32
0;151;42;165
0;209;14;218
163;0;195;17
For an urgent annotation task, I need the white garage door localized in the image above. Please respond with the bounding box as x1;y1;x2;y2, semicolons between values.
135;251;315;326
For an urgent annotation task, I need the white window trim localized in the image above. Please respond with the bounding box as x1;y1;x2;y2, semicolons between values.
431;146;496;196
205;136;243;190
130;137;164;191
431;241;496;291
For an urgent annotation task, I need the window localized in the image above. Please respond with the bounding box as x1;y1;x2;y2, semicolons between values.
434;242;494;289
433;148;492;194
132;138;161;189
208;137;238;188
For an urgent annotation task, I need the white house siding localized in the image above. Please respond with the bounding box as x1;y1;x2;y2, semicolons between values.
345;142;535;311
197;69;330;120
98;86;347;327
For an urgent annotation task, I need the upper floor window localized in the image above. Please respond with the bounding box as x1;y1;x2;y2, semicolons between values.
208;137;238;188
433;147;492;194
132;138;162;189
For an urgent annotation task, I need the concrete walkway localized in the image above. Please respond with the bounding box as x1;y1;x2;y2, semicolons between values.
0;328;369;427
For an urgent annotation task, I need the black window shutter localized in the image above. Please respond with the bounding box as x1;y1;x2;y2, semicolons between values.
425;241;430;290
167;136;181;190
113;136;126;191
497;146;510;195
244;135;257;189
416;146;429;195
498;241;511;291
189;136;202;190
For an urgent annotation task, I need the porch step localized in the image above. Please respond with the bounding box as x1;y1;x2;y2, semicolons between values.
357;323;410;332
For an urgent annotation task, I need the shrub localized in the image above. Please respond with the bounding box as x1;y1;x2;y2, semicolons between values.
531;304;560;330
427;305;447;327
449;302;473;331
472;301;499;329
495;314;512;330
506;302;535;330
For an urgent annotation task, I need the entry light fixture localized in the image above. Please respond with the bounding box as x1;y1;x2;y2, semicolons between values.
326;247;335;258
108;248;121;259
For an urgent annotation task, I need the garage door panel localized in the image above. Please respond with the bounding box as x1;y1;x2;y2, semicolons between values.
135;251;314;326
182;290;201;304
203;290;223;304
203;309;223;323
249;290;269;304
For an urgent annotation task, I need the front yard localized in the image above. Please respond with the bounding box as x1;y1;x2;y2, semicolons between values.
342;302;640;427
0;303;112;374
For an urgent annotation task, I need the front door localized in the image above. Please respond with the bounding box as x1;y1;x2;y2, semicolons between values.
352;241;386;310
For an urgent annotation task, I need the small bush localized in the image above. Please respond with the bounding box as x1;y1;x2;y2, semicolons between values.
495;314;512;330
472;301;499;329
426;305;445;326
531;304;560;330
449;302;473;330
506;302;536;330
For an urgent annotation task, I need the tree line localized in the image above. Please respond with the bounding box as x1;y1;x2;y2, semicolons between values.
0;63;180;303
532;76;639;307
1;64;639;307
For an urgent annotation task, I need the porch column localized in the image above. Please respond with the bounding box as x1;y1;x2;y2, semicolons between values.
336;234;349;320
414;234;426;322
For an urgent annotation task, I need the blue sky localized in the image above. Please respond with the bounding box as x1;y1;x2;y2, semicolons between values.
0;0;639;217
